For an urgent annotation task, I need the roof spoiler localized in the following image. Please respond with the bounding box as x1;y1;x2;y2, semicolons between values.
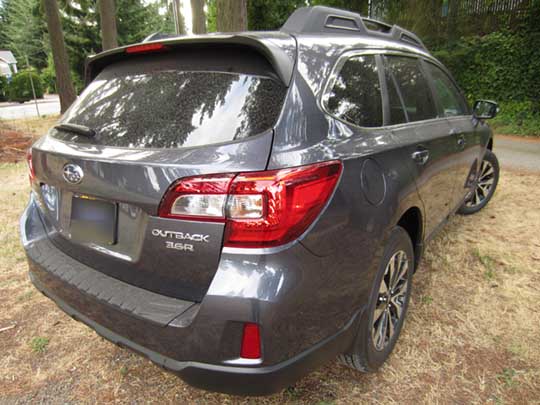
281;6;427;51
84;34;295;87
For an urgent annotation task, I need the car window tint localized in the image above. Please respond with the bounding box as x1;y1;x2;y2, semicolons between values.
385;56;437;122
53;50;286;149
425;62;467;116
384;68;408;125
326;55;383;127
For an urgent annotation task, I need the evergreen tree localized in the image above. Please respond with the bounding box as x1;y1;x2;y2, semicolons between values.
216;0;247;32
43;0;76;111
0;0;48;69
248;0;306;31
98;0;118;50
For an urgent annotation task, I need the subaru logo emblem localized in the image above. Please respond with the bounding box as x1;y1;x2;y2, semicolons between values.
63;164;84;185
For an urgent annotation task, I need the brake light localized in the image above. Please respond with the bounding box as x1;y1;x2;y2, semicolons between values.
158;161;342;248
125;43;168;54
240;323;261;359
26;148;35;184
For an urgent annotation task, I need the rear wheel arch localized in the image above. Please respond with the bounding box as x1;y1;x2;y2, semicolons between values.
396;207;423;270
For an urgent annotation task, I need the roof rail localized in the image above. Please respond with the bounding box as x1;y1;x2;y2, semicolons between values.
281;6;427;51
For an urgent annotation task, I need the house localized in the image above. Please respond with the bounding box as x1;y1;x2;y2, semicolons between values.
0;50;18;79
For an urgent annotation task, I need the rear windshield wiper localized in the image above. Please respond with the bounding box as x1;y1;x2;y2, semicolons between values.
55;123;96;138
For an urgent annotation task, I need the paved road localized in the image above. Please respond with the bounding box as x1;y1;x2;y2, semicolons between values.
0;95;60;120
495;135;540;172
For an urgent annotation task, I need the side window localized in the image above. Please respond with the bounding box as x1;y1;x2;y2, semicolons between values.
384;67;408;125
325;55;383;127
385;56;437;122
425;62;467;116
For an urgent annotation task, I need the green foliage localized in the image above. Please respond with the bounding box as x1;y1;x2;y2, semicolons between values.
0;0;48;69
491;101;540;136
58;0;172;80
248;0;306;31
433;27;540;136
40;54;56;94
7;70;44;102
433;31;540;103
29;336;49;353
0;76;8;101
207;0;217;32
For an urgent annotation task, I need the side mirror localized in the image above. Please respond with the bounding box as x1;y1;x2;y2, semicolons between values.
473;100;499;120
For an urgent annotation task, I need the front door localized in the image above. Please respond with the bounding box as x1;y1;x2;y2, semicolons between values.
423;60;482;210
383;55;457;238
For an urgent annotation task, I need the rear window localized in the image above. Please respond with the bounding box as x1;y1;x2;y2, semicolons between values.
54;50;287;149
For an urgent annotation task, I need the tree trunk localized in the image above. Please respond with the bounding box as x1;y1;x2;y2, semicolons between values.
216;0;247;32
98;0;118;51
42;0;76;113
447;0;458;43
172;0;186;35
191;0;207;34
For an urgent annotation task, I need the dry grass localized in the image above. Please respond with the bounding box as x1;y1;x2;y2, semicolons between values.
0;116;59;164
1;162;539;404
1;115;59;138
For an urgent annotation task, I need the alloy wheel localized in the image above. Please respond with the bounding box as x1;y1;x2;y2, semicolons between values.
372;250;409;351
466;159;495;208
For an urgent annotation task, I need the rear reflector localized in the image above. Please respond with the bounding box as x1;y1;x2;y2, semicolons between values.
240;323;261;359
125;43;168;54
158;161;342;248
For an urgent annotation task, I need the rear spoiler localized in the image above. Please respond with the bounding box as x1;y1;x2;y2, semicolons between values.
84;34;296;88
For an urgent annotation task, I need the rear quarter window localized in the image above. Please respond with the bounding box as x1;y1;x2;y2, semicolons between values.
54;50;287;149
324;55;383;127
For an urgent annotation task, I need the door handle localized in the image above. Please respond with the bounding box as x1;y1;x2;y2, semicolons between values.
412;149;429;165
457;134;466;148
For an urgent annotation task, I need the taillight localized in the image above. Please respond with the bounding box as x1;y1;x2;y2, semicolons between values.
158;161;342;248
158;173;235;222
26;148;35;184
240;323;261;359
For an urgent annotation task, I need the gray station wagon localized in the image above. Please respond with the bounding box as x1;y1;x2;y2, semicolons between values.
21;6;500;395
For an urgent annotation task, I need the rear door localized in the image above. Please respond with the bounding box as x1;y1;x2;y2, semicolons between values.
423;60;480;210
383;54;456;238
31;46;289;302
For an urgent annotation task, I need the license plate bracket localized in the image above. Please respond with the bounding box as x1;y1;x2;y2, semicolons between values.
70;195;118;245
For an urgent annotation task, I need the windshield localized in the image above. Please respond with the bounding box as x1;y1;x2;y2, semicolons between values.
54;54;286;149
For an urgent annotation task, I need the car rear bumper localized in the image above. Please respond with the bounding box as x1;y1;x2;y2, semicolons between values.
29;270;356;395
21;198;362;395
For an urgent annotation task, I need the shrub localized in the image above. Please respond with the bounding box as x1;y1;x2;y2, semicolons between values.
433;31;540;103
7;70;44;103
491;101;540;136
0;75;8;101
40;67;56;94
433;29;540;136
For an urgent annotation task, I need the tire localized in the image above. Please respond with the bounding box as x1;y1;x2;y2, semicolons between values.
339;226;414;372
458;149;499;215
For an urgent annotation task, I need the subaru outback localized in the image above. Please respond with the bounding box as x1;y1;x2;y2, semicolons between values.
21;6;500;395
